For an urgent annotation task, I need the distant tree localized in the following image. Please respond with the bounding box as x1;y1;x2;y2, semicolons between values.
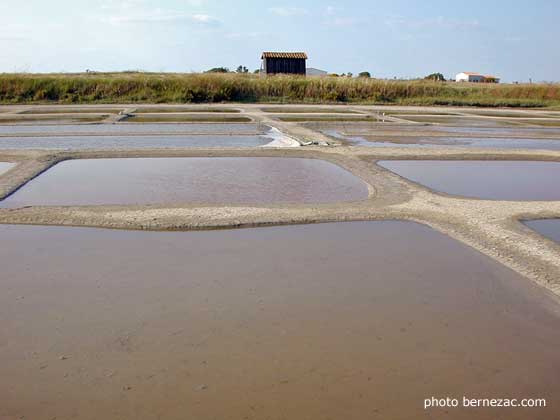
206;67;230;73
236;65;249;73
358;71;371;78
346;72;353;77
253;69;261;74
424;72;446;82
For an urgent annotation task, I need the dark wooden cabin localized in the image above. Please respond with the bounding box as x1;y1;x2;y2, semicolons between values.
261;52;307;75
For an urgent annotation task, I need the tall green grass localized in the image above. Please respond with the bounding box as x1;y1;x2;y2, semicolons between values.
1;72;559;107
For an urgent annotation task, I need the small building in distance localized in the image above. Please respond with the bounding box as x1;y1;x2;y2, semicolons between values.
306;67;328;77
261;52;307;75
455;72;500;83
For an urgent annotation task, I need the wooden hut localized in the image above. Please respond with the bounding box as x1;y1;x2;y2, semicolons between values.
261;52;307;75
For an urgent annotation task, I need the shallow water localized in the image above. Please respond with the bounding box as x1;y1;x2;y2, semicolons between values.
0;123;264;136
0;157;369;207
439;125;560;137
525;219;560;243
323;129;560;150
0;134;270;150
378;160;560;200
1;221;559;420
0;162;15;175
398;116;520;127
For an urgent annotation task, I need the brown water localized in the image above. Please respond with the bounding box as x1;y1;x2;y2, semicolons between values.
378;160;560;200
525;219;560;243
0;162;15;175
1;222;559;420
0;158;369;207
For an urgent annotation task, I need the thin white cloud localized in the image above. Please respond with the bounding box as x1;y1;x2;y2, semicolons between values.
268;7;308;17
100;0;146;11
321;6;360;27
225;32;263;39
323;17;360;27
325;6;338;16
385;15;480;30
101;9;220;25
0;36;28;41
192;14;218;24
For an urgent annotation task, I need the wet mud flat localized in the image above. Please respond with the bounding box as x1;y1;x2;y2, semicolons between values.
0;134;272;150
378;160;560;200
525;219;560;244
1;222;559;420
0;157;369;207
0;162;15;175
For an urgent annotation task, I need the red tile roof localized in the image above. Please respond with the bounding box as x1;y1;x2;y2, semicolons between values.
261;52;308;59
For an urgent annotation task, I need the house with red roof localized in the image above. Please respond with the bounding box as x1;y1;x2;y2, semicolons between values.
455;72;500;83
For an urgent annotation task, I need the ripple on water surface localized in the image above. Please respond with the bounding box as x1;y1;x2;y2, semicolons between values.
1;221;559;419
379;160;560;200
0;157;369;207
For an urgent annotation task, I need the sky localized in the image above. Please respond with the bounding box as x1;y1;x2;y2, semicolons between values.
1;0;558;82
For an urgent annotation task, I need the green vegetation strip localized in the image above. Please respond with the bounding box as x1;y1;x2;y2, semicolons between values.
0;73;559;107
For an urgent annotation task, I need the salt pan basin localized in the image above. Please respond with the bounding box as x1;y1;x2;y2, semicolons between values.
0;157;369;207
0;162;15;175
525;219;560;244
378;160;560;200
0;134;271;150
1;222;559;420
0;123;263;136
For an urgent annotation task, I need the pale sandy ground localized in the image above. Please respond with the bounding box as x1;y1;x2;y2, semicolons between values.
0;104;559;299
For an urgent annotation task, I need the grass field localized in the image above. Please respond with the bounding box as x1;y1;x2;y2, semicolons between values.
1;72;559;107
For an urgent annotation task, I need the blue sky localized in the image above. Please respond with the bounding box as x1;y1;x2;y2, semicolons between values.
1;0;558;81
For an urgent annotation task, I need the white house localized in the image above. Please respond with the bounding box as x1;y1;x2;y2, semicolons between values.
455;72;500;83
